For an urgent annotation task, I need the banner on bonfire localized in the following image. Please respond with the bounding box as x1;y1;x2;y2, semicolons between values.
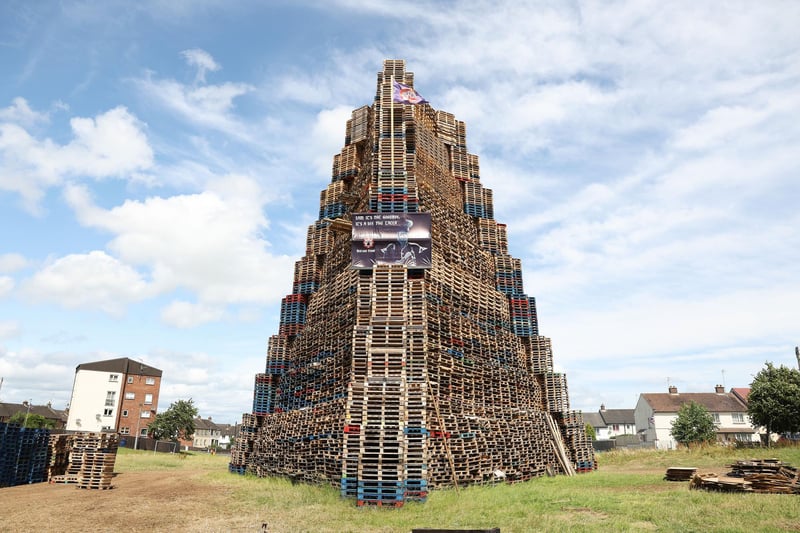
351;212;432;269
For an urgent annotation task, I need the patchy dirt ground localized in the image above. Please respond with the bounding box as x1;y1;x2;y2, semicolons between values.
0;469;263;533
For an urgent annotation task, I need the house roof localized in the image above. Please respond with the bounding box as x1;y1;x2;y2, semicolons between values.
0;402;68;422
194;417;221;431
731;387;750;405
600;409;635;425
640;392;746;413
76;357;162;377
216;423;240;437
583;412;605;428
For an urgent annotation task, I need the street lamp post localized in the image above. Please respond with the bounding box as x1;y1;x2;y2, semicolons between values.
23;399;32;427
134;404;143;450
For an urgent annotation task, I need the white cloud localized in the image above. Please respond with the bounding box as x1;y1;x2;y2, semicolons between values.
0;320;20;339
545;286;800;366
134;57;254;140
161;300;225;328
64;176;295;317
309;105;353;175
0;106;153;211
0;97;49;127
0;253;28;273
0;276;14;297
671;105;767;151
146;348;260;421
181;48;220;84
0;347;80;406
60;107;153;178
22;251;152;315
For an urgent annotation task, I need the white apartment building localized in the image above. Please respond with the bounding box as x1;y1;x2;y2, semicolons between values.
66;357;162;435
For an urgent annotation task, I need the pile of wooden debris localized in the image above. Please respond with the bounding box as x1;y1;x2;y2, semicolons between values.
685;459;799;494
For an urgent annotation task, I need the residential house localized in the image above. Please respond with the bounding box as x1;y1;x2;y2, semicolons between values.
583;412;607;440
65;357;162;437
634;385;759;449
598;405;636;438
216;423;240;450
729;387;777;443
180;417;222;450
0;401;68;429
584;405;636;442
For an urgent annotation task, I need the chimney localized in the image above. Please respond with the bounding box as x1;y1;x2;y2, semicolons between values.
600;404;606;411
715;384;725;394
668;386;678;394
22;400;29;407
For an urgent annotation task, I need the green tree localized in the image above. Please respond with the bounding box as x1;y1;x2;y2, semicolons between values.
147;399;198;442
670;401;717;447
748;362;800;444
584;423;596;441
8;411;55;429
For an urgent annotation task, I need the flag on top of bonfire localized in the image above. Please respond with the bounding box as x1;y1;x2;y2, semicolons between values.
392;80;428;105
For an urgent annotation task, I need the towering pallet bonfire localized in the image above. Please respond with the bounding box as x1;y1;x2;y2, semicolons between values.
231;60;594;506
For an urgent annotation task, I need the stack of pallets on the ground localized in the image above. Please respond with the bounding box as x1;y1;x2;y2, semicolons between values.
47;433;72;482
0;422;50;487
689;459;799;494
664;467;697;481
50;432;119;489
76;433;119;490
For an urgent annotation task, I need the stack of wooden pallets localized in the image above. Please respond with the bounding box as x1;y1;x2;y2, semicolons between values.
230;59;595;505
47;433;71;481
0;422;50;487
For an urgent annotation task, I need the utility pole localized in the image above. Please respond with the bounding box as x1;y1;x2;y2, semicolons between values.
795;346;799;371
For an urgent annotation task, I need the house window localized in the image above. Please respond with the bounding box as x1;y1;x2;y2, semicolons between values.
732;413;745;424
125;392;135;400
109;374;119;382
105;391;116;407
127;376;134;384
144;393;153;405
122;410;129;417
103;408;113;417
145;377;155;385
120;427;130;435
140;410;151;418
712;413;720;424
140;428;148;436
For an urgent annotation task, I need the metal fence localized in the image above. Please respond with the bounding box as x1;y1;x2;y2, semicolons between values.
118;435;179;453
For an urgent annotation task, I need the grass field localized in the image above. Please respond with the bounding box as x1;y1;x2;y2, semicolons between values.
111;445;800;532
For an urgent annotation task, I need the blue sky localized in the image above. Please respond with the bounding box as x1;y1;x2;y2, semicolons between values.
1;1;798;424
